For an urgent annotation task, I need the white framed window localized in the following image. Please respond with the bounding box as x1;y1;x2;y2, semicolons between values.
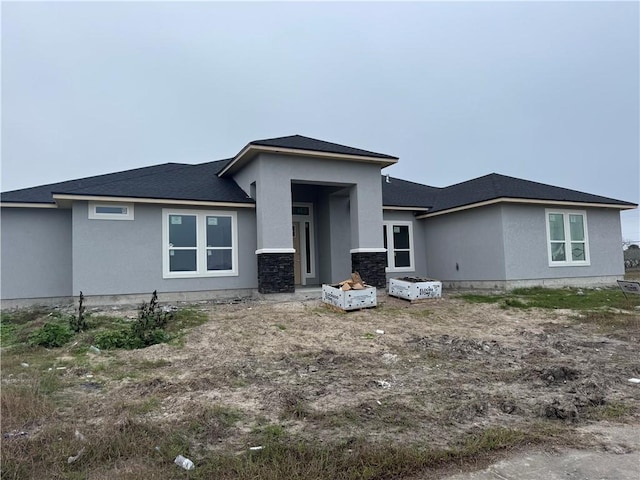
162;209;238;278
88;201;134;220
545;209;590;266
383;221;414;272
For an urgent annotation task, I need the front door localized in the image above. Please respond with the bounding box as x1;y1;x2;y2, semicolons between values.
293;222;301;285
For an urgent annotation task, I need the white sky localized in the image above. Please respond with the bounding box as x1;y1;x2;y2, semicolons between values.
1;1;639;241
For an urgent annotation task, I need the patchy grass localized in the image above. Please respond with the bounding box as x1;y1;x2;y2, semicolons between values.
4;374;554;480
189;426;547;480
2;296;637;479
1;309;67;347
625;269;640;281
137;358;172;370
587;401;635;420
0;321;18;346
460;287;638;311
571;310;640;334
1;377;56;432
188;404;244;441
1;306;55;326
459;287;639;338
0;304;210;353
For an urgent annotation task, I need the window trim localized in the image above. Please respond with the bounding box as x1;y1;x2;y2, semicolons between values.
383;220;414;272
88;201;134;220
162;209;238;278
545;209;590;267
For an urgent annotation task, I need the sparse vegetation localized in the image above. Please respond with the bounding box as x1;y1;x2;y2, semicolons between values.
29;322;74;348
131;290;173;347
460;286;639;310
1;293;638;478
69;291;88;333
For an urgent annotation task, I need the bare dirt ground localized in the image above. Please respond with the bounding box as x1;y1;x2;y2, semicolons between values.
60;293;639;473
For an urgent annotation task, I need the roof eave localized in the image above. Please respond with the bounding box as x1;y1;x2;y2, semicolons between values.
415;197;637;219
51;194;255;208
218;144;398;177
383;205;431;212
0;202;58;208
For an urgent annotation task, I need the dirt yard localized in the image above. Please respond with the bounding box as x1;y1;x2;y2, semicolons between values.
3;292;639;478
84;296;640;445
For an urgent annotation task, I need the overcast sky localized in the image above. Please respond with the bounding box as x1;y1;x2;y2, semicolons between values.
2;1;638;240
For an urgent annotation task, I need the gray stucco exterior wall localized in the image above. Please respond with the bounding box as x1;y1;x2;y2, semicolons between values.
423;205;507;283
1;208;73;299
71;202;257;296
423;203;625;288
232;153;385;251
501;204;625;279
382;210;428;282
328;195;352;282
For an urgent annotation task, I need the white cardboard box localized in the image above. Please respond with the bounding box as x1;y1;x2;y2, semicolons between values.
322;284;377;311
389;277;442;300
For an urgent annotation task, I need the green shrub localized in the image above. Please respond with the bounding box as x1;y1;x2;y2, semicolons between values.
0;322;17;347
93;327;141;350
131;290;173;347
29;323;74;348
93;292;173;350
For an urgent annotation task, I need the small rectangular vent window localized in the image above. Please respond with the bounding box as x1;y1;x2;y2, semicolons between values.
89;202;134;220
96;206;128;215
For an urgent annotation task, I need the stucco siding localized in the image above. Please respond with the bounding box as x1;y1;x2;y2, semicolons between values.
238;154;384;251
1;208;73;299
383;210;428;281
502;204;625;279
328;195;352;283
71;202;257;296
423;205;507;282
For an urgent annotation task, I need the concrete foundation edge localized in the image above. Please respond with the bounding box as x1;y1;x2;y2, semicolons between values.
442;275;624;291
1;288;259;309
1;275;625;309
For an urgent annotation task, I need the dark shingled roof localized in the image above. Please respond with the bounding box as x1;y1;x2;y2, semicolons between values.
381;172;635;213
381;176;438;208
250;135;398;160
1;159;252;205
1;141;633;212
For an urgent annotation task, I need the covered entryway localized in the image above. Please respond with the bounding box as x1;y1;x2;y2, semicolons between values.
218;136;397;293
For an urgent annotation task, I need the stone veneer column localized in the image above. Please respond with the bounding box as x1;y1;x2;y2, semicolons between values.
257;252;295;294
351;251;387;288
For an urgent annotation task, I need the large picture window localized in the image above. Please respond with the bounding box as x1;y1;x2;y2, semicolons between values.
383;221;414;272
546;209;590;266
163;209;238;278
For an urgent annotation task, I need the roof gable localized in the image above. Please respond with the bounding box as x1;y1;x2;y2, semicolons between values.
250;135;398;160
218;135;398;177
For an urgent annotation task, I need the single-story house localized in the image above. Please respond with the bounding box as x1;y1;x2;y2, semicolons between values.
1;135;636;305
